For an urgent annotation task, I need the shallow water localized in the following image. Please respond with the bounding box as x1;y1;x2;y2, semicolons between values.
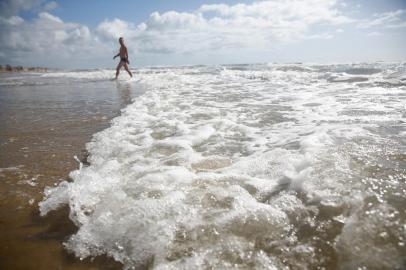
0;72;143;269
23;63;406;269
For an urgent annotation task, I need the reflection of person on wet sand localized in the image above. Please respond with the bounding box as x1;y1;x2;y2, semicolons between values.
115;81;132;107
113;37;133;79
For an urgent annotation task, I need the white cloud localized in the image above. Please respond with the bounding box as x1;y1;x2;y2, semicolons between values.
0;0;44;16
96;0;353;55
357;9;405;29
366;31;382;37
96;18;138;40
385;20;406;29
38;12;63;23
0;11;106;67
0;0;59;16
198;0;353;25
0;15;24;25
43;1;58;11
306;32;334;39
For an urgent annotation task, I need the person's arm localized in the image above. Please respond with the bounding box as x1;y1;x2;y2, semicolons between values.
113;52;120;59
125;47;130;64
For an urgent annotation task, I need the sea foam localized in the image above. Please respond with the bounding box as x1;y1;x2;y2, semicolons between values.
40;63;406;269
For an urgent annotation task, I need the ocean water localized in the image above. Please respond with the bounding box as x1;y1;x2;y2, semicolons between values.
0;70;144;269
39;63;406;269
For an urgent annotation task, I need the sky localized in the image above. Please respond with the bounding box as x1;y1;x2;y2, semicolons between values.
0;0;405;68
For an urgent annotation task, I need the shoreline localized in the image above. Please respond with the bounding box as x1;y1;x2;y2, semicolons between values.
0;65;49;73
0;74;144;269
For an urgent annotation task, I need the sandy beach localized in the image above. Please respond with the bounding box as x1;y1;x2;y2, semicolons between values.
0;72;142;269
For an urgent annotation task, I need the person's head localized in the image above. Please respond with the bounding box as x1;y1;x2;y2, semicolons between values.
119;37;124;45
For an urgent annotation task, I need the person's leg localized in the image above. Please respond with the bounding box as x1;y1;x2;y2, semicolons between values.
123;63;133;77
115;61;124;79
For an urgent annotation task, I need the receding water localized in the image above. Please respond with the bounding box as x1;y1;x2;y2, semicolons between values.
0;72;143;269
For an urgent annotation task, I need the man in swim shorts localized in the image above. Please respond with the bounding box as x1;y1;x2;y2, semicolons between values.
113;37;133;79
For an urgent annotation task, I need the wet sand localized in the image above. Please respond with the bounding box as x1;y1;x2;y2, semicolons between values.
0;74;144;269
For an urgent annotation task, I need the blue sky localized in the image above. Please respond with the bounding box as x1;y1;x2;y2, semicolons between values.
0;0;405;68
19;0;253;26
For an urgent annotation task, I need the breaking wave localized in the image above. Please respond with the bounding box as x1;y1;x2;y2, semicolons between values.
40;63;406;269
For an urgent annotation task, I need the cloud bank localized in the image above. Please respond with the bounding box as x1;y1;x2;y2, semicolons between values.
97;0;354;54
